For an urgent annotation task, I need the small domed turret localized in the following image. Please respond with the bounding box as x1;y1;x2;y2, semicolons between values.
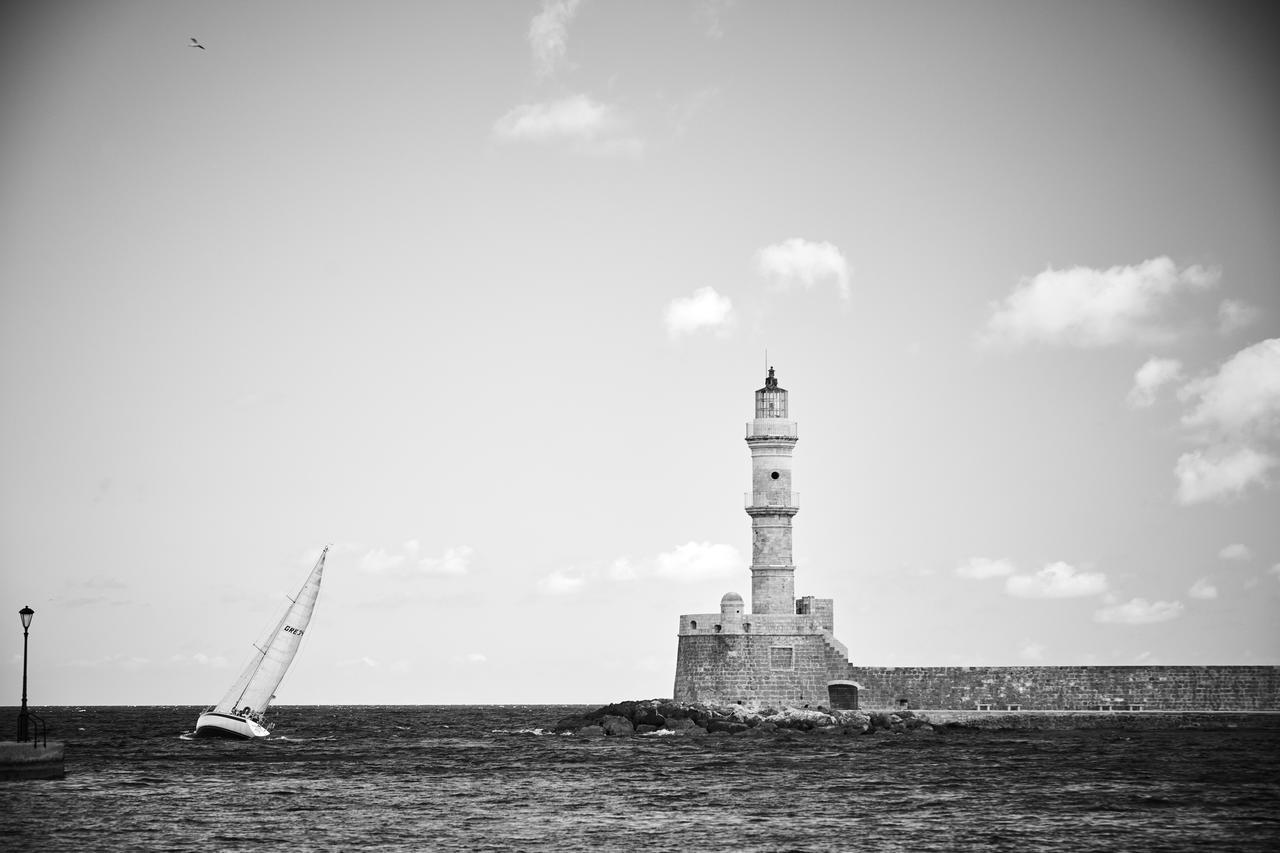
720;592;744;618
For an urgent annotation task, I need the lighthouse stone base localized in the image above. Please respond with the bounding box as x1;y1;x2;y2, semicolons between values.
673;598;854;709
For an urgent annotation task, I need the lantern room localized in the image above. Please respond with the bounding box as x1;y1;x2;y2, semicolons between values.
754;367;788;419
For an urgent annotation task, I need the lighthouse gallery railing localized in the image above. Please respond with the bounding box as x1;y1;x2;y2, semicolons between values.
744;491;799;509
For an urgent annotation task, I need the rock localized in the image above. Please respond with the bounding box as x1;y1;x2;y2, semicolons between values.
832;710;872;732
553;711;599;732
556;699;941;739
662;718;700;732
707;720;749;735
577;725;606;738
635;709;667;728
655;701;693;721
688;705;718;729
869;711;894;729
599;701;639;722
600;699;672;729
762;708;837;731
600;715;635;736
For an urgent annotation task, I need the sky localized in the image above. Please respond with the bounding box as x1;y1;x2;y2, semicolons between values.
1;1;1277;706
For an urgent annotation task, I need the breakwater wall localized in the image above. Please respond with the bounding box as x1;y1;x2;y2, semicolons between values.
845;665;1280;711
0;741;65;780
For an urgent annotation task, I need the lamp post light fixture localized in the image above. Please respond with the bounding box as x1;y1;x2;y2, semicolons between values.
18;606;33;742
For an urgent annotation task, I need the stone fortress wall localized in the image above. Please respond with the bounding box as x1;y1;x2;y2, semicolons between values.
844;665;1280;712
677;607;1280;711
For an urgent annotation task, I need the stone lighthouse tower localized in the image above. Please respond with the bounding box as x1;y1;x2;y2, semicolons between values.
673;366;857;708
747;367;799;615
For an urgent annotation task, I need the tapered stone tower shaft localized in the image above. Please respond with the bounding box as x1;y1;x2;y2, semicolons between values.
746;367;799;614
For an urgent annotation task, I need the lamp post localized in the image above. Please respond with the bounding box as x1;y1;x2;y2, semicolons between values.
18;606;33;742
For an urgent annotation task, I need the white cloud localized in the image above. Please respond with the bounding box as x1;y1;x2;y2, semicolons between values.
608;557;638;581
1179;338;1280;440
360;542;473;576
982;256;1219;347
1188;578;1218;600
1126;357;1183;408
1174;445;1276;505
1094;598;1185;624
494;95;611;142
465;653;488;664
529;0;583;79
493;95;642;157
664;287;733;337
1005;561;1108;598
654;541;742;582
1218;543;1252;561
170;652;231;668
1171;339;1280;506
537;568;586;595
757;238;851;300
540;542;742;594
955;557;1016;579
420;545;473;575
1218;299;1259;334
359;548;406;574
65;655;151;670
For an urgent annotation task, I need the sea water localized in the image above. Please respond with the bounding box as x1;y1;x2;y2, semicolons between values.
2;705;1278;851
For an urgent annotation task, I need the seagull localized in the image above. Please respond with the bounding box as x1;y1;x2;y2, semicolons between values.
189;37;205;50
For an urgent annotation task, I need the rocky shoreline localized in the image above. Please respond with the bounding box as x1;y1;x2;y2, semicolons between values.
553;699;1280;737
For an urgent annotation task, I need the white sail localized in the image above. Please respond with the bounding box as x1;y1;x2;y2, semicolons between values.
213;547;326;717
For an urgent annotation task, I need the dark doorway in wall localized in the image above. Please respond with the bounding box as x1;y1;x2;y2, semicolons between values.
827;681;859;710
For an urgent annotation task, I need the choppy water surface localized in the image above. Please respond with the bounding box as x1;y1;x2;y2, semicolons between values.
3;705;1279;851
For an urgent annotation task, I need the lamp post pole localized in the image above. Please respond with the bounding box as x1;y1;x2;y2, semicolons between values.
18;606;33;742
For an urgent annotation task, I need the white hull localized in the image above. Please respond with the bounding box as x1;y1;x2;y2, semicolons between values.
194;711;270;740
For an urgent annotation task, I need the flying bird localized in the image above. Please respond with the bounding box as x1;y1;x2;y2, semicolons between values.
189;37;205;50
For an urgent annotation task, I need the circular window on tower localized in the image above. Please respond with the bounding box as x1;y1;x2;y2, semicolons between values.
770;471;780;480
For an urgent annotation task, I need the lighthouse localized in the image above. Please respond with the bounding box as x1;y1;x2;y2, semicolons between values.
673;366;855;708
746;367;800;615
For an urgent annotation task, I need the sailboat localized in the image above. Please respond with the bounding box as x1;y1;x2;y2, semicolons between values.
194;546;327;739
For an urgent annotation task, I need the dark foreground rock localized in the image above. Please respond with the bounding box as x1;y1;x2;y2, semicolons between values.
553;701;1280;738
554;699;880;737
